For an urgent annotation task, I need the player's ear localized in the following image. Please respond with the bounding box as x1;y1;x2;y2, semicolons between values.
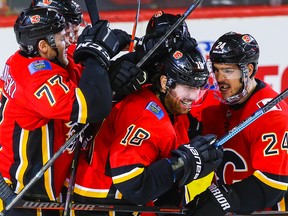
247;63;254;77
38;39;49;54
159;75;168;93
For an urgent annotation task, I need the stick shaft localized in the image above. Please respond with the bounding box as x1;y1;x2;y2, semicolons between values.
85;0;99;25
0;173;15;206
63;140;82;216
9;200;288;215
136;0;202;68
214;88;288;147
1;124;89;213
128;0;141;52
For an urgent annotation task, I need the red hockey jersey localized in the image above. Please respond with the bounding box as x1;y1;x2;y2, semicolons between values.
0;50;85;200
201;80;288;210
74;86;190;200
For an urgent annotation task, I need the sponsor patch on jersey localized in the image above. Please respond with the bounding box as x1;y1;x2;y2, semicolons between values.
28;60;52;75
145;101;164;120
257;98;282;112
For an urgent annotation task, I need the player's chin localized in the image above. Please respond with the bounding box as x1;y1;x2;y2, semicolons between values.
60;56;69;67
175;107;190;115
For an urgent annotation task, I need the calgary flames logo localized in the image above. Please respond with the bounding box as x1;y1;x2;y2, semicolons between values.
173;51;183;59
42;0;52;5
242;35;252;43
30;15;41;24
154;11;163;18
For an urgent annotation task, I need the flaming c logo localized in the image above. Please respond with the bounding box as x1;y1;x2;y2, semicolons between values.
173;51;183;59
30;15;41;24
42;0;52;5
154;11;163;18
242;35;252;43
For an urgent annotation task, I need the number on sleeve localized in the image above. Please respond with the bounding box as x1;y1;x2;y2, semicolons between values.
34;75;70;106
121;124;150;146
262;133;279;156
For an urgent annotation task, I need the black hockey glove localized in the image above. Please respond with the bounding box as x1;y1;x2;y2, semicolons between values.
185;183;241;216
112;29;131;55
73;20;119;68
109;59;147;101
171;134;223;186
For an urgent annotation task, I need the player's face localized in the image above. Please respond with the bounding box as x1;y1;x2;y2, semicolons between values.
213;63;243;100
54;29;70;66
65;23;81;44
165;84;201;115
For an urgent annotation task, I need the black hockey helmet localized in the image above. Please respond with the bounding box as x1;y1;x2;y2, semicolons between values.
146;10;190;37
163;48;209;88
30;0;83;25
209;31;260;76
14;7;66;56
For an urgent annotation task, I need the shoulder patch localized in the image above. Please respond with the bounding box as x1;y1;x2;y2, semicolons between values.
145;101;164;120
28;60;52;75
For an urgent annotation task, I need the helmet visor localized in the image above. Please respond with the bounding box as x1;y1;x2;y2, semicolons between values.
167;84;208;110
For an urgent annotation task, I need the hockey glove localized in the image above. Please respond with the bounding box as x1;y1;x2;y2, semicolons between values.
109;59;147;101
73;20;119;68
185;183;241;216
171;134;223;186
112;29;131;54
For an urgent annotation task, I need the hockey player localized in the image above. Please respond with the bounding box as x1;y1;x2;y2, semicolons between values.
0;6;120;216
186;32;288;215
30;0;84;45
110;10;198;102
30;0;135;88
108;11;215;204
68;47;223;216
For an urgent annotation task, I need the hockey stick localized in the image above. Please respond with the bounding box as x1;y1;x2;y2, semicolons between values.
84;0;99;26
0;124;89;215
0;173;15;208
112;0;201;98
213;88;288;147
1;87;288;215
128;0;141;52
63;2;100;216
14;200;186;214
63;138;82;216
6;200;288;215
63;122;104;216
136;0;202;68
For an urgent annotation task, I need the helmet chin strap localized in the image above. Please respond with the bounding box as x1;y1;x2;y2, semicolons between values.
224;65;250;105
46;35;66;68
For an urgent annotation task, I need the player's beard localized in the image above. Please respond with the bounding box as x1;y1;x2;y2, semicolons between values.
164;92;191;115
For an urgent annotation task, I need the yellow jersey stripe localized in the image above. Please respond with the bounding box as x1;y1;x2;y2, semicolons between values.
64;181;109;198
75;88;87;124
15;129;29;193
112;167;144;184
42;125;55;200
277;197;286;211
254;170;288;191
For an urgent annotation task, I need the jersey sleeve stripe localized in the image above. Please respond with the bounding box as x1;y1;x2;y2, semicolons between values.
254;170;288;191
66;181;109;198
112;167;144;184
75;88;87;124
